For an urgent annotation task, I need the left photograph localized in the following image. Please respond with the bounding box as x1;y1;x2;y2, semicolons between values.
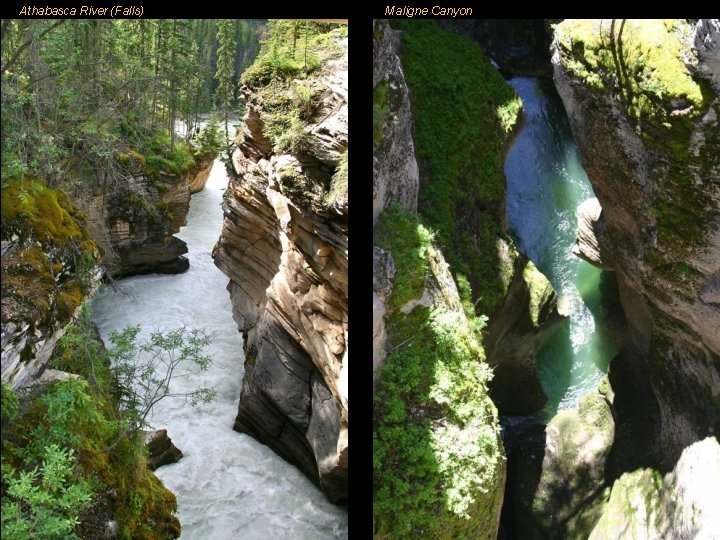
1;19;348;539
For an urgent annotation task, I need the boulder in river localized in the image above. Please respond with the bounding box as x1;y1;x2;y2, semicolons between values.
143;429;183;471
572;197;613;270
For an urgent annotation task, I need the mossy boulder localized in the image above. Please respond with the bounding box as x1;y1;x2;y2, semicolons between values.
509;391;614;538
588;436;720;539
1;178;99;387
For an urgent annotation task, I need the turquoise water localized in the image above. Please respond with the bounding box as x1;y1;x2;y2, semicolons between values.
504;77;620;417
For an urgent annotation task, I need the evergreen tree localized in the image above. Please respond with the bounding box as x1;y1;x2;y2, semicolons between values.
215;19;237;149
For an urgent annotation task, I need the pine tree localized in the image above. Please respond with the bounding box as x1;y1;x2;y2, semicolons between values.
215;19;237;149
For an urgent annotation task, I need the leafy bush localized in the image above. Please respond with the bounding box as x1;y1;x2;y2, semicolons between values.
1;444;94;540
1;306;217;538
374;208;502;538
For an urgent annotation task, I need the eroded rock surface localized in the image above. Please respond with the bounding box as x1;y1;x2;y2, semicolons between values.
372;19;419;224
214;32;348;504
572;197;612;270
508;391;614;538
553;18;720;471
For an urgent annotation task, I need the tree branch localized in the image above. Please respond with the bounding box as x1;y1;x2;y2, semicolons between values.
2;20;67;74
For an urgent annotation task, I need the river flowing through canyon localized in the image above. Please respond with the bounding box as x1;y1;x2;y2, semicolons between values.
504;77;623;418
91;160;348;539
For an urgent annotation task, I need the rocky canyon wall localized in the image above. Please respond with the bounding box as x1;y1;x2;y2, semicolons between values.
552;18;720;472
213;28;348;504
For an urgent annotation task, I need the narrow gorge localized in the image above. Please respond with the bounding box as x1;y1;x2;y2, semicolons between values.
373;18;719;539
2;19;347;539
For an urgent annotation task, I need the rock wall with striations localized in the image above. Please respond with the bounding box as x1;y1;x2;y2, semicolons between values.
552;19;720;472
82;157;214;279
213;31;348;504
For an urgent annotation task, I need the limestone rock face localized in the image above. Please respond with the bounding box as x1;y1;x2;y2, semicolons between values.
509;392;614;538
572;197;612;270
372;247;394;392
372;19;419;224
214;35;348;504
589;437;720;539
80;157;213;280
552;18;720;470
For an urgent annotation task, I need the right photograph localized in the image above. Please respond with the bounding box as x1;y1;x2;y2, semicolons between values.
372;18;720;539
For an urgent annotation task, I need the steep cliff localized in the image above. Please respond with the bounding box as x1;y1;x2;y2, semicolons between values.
373;20;419;224
80;155;214;279
213;25;348;504
552;18;720;472
372;19;567;538
388;20;564;415
1;179;99;388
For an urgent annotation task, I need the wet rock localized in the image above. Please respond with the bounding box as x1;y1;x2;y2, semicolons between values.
142;429;183;471
572;197;612;270
485;251;566;414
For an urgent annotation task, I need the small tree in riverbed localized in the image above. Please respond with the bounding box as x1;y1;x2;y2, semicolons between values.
104;324;216;452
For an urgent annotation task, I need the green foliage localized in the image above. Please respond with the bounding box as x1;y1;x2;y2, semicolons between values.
555;19;717;260
108;324;216;445
1;178;85;246
140;131;196;178
1;383;20;424
1;444;94;540
374;206;502;538
240;21;343;88
193;114;224;160
391;20;522;316
0;307;218;538
6;377;179;539
456;274;489;337
554;19;709;129
324;151;348;207
374;207;433;310
0;178;98;328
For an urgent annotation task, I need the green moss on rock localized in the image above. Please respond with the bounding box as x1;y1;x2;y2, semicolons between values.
1;178;98;335
390;20;523;317
2;178;85;246
523;260;555;327
374;206;503;539
554;19;707;126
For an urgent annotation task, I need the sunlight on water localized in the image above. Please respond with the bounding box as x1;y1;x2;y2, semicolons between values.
91;160;348;539
504;78;620;417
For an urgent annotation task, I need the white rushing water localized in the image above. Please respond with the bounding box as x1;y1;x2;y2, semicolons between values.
91;160;348;539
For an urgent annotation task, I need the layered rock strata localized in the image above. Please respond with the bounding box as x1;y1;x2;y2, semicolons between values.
83;158;213;279
214;34;348;504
